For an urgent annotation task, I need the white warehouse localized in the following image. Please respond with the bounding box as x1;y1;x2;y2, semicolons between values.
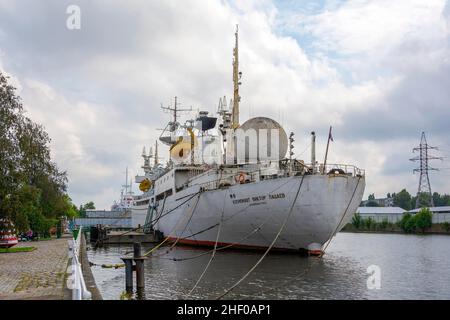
356;207;406;223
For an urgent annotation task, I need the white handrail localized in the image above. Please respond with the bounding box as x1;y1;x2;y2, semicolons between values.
68;226;92;300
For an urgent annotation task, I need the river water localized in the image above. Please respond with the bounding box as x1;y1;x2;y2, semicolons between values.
87;232;450;300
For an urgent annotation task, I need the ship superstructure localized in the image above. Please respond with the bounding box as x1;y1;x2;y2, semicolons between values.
131;27;365;254
111;167;135;212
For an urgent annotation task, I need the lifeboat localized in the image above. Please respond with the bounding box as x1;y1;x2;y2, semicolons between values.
0;218;18;248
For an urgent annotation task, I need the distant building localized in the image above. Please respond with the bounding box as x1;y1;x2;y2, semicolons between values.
409;206;450;223
74;209;131;228
361;197;394;207
356;207;406;223
355;206;450;224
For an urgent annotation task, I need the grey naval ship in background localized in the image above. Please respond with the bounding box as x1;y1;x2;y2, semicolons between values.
130;27;365;255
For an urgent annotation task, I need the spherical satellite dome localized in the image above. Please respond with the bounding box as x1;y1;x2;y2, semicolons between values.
239;117;288;160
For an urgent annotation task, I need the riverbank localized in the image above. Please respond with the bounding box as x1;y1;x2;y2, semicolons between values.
0;237;70;300
341;223;450;235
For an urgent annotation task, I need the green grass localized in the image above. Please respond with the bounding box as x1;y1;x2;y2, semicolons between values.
0;246;37;253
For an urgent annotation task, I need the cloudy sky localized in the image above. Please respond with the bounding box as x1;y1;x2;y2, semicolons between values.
1;0;450;209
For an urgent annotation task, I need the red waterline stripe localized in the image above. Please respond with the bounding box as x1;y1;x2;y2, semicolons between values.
166;237;306;253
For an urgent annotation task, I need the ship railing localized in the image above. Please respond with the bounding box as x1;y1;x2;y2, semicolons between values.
187;163;364;191
68;226;92;300
308;163;365;177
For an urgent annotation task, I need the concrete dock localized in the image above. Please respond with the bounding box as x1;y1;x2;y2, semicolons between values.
99;231;159;244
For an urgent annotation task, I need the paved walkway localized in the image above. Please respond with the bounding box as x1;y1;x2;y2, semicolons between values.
0;238;69;300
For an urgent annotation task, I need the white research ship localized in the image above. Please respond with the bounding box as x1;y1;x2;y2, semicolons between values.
131;27;365;255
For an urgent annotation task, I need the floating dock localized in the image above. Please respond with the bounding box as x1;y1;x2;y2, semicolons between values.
89;226;162;245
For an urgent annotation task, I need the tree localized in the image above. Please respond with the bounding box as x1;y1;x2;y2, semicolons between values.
413;192;432;209
399;213;414;233
393;189;412;211
83;201;96;210
415;208;433;233
0;71;75;234
368;193;375;201
432;192;450;207
365;201;379;207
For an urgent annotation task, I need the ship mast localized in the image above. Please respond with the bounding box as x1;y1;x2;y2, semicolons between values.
154;140;159;166
232;25;242;129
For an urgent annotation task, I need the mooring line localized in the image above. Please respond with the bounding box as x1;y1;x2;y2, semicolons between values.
253;175;363;297
215;175;306;300
161;177;298;260
186;192;227;298
142;192;202;257
94;190;201;246
170;213;278;262
254;258;317;298
151;193;202;258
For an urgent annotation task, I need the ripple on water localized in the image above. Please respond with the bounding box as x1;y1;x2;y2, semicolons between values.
87;233;450;300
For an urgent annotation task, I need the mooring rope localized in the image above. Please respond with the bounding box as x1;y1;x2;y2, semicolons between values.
253;175;363;297
94;172;295;248
142;192;202;257
93;190;201;245
186;192;227;297
215;174;306;300
157;177;298;260
254;258;317;298
169;212;280;262
150;193;202;258
319;175;362;257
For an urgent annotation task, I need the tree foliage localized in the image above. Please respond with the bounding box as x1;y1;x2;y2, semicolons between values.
393;189;412;211
0;71;78;233
414;208;433;233
398;209;433;233
365;200;379;207
351;213;362;228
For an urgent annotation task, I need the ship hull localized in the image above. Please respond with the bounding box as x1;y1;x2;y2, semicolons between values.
144;174;365;253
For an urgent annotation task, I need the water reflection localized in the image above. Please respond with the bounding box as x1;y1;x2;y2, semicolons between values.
87;233;450;300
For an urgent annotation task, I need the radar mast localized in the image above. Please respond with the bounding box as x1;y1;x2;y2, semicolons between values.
232;25;242;129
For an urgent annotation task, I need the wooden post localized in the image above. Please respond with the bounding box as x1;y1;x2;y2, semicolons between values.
133;242;141;258
121;257;133;292
135;259;145;289
133;242;146;290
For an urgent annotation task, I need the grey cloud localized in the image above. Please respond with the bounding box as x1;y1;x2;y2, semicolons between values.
338;62;450;143
2;0;450;207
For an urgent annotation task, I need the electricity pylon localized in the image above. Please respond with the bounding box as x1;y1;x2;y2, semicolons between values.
410;132;442;208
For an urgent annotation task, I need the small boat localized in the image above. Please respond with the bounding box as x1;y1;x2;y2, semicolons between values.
0;218;18;248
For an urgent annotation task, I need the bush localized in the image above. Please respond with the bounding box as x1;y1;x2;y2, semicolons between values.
399;209;432;233
380;218;389;230
351;213;362;229
399;213;414;233
405;216;416;233
415;208;433;233
443;221;450;232
365;217;374;230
